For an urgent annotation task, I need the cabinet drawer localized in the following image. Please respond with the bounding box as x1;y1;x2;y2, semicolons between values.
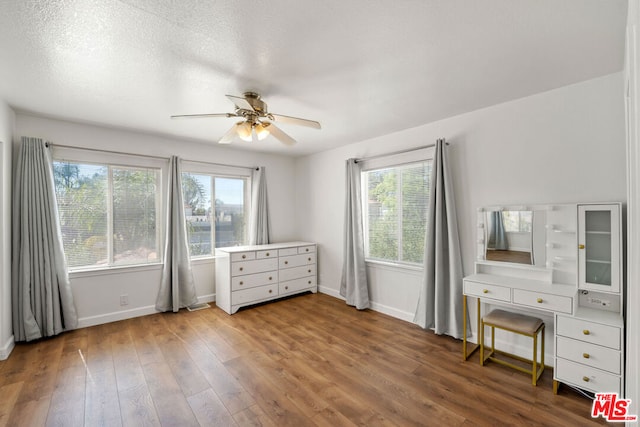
298;245;316;254
280;276;316;295
231;271;277;291
278;247;298;256
556;315;621;350
279;265;316;282
256;250;276;259
556;336;621;374
463;280;510;302
232;258;278;276
513;289;572;313
280;253;316;269
555;358;620;394
232;284;278;305
231;252;255;262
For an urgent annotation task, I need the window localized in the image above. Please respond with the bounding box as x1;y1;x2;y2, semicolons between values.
182;172;249;257
53;161;161;270
362;160;432;265
502;210;532;233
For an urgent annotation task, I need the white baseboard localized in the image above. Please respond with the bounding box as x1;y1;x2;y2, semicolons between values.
318;286;416;323
0;334;15;360
76;293;217;329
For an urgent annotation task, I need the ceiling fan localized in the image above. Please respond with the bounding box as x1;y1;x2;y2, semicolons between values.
170;92;321;145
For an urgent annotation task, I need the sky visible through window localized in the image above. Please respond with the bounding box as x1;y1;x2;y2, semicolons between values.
190;174;244;206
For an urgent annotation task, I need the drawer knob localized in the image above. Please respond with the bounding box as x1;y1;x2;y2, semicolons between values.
578;244;585;250
266;252;270;256
536;298;543;303
308;280;312;284
583;330;590;335
483;289;489;294
269;289;273;294
308;257;312;261
242;255;246;259
308;269;311;273
239;267;243;271
269;276;273;281
285;286;289;290
306;248;309;252
582;376;590;382
239;281;244;285
583;353;590;359
285;261;288;265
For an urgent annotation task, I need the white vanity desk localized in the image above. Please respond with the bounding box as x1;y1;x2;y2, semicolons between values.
462;203;624;396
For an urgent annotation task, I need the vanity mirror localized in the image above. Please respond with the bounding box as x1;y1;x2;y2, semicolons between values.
479;207;546;267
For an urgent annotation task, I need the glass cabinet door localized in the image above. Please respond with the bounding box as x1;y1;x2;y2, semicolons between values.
578;204;621;293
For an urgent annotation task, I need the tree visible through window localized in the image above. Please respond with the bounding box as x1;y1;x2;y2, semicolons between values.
53;161;161;269
181;173;248;257
363;161;432;264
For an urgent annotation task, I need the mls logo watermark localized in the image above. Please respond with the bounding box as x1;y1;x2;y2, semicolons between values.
591;393;637;422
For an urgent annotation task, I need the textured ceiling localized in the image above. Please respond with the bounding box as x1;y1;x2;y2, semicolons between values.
0;0;628;156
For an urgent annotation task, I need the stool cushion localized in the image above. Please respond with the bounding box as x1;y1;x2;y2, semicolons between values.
483;309;543;335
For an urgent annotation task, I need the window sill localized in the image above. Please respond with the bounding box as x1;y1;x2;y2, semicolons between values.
69;262;162;279
365;259;423;273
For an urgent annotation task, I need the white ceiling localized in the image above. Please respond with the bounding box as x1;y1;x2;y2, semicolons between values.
0;0;628;156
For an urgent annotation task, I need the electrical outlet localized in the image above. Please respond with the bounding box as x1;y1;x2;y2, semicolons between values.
120;294;129;306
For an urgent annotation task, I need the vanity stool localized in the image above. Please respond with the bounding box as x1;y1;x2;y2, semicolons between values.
480;309;545;386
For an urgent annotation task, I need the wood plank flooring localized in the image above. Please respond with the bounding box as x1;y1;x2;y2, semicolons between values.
0;293;606;426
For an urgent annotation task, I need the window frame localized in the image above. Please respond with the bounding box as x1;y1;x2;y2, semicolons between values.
52;146;167;272
359;147;434;268
181;161;252;259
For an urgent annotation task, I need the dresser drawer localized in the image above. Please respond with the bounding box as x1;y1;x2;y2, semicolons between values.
280;253;316;269
280;276;316;295
231;251;255;262
278;247;298;256
298;245;316;254
555;358;620;394
231;271;278;291
512;289;572;313
556;336;621;374
556;315;621;350
463;280;510;302
232;283;278;305
279;264;315;282
256;249;276;259
232;258;279;276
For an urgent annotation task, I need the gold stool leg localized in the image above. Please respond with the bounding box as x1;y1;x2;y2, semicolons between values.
480;319;484;366
532;332;538;386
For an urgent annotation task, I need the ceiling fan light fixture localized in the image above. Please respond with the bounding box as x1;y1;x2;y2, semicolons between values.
255;122;270;140
236;121;253;141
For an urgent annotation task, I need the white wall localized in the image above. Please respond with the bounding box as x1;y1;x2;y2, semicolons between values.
0;100;15;359
14;114;299;327
295;72;626;359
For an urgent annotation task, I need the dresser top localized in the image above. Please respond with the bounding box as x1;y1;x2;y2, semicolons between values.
215;241;315;253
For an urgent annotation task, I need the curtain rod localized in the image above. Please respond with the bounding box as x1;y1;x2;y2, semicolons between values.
354;139;448;163
46;143;258;171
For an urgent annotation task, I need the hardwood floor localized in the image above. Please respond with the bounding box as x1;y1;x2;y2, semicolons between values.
0;293;606;426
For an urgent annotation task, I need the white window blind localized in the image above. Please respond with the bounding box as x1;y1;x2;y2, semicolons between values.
362;159;432;265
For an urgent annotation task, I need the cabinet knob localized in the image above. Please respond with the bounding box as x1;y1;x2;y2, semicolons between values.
308;257;312;261
284;261;288;265
582;376;590;382
285;286;289;290
239;267;243;271
536;298;543;303
239;281;244;285
308;280;312;284
268;289;273;294
308;269;311;273
269;277;272;281
266;252;270;256
306;248;309;252
483;289;489;294
242;254;246;259
583;353;590;359
583;330;590;335
578;244;585;250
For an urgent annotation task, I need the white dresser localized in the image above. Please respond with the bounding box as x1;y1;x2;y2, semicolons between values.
215;241;317;314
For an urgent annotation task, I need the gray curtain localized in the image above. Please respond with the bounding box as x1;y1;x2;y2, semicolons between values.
487;211;508;250
156;156;198;312
414;139;466;338
340;159;370;309
249;166;270;245
12;137;78;341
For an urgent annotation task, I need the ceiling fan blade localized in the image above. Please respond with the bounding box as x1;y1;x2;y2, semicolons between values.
218;124;238;144
226;94;254;111
266;123;296;145
171;113;235;119
271;113;321;129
